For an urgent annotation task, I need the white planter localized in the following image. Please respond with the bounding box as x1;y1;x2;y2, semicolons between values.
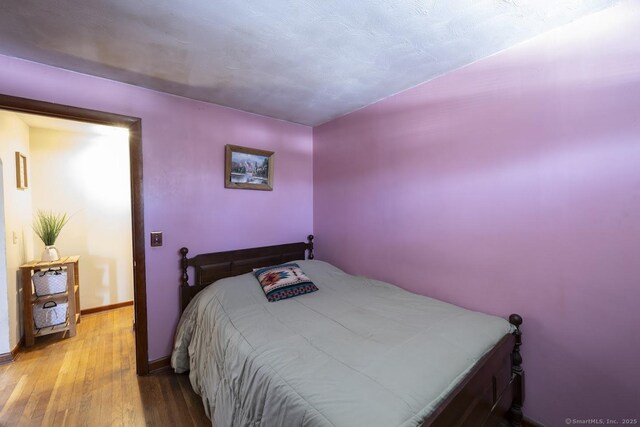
41;245;60;262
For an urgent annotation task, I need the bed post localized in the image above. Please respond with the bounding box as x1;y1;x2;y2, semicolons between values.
307;235;315;260
180;247;190;311
508;313;524;427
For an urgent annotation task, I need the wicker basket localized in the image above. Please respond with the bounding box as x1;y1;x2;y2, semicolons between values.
33;301;68;329
32;268;67;296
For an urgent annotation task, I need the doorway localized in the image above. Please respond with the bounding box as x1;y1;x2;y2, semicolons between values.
0;94;148;374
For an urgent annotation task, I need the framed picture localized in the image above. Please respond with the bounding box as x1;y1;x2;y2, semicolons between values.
225;144;274;191
15;152;28;190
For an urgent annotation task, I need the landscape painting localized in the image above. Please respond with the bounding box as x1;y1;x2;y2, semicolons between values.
224;144;274;191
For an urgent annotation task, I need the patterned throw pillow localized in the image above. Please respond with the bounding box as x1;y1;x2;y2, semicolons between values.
254;263;318;302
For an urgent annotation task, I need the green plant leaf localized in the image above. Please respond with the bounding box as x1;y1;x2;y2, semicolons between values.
33;210;69;246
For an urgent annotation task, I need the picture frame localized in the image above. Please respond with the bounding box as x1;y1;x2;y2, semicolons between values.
15;152;28;190
225;144;274;191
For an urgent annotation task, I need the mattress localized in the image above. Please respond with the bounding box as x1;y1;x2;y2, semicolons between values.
171;260;513;427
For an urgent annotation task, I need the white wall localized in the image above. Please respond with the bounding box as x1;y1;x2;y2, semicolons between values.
0;159;8;354
0;111;33;352
29;127;133;310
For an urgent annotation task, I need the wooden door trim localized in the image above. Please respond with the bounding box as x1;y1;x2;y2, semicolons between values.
0;93;149;375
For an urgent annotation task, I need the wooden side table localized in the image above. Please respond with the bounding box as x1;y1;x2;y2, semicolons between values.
19;256;81;347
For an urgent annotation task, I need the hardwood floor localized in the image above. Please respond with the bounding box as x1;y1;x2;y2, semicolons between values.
0;306;209;426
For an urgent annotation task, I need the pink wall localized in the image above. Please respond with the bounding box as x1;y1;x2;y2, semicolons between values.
0;55;313;360
314;4;640;425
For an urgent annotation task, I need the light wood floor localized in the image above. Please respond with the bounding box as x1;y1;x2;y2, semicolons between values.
0;306;209;426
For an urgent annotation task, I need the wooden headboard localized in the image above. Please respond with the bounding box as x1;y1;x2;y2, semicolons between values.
179;235;314;311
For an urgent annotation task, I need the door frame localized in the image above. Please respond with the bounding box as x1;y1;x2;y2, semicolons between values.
0;93;149;375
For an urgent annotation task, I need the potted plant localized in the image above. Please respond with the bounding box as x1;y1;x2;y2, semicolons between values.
33;210;70;262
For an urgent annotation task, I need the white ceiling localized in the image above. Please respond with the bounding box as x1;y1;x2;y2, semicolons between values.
14;112;129;137
0;0;619;126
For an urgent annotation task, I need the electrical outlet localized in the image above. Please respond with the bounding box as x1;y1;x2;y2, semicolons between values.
13;231;18;245
150;231;163;247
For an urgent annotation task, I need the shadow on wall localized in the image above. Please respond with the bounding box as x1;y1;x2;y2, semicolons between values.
84;255;120;309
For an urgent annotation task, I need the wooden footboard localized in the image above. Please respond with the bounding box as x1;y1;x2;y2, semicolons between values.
424;314;524;427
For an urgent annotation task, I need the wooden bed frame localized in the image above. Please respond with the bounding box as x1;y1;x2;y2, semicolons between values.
179;235;525;427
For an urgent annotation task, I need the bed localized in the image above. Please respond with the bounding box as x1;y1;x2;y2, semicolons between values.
171;236;525;426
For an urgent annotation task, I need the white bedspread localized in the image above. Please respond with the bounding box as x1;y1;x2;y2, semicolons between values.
171;260;512;427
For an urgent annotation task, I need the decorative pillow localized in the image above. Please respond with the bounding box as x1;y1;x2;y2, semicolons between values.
254;263;318;302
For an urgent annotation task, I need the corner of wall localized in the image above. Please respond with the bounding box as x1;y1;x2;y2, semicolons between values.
0;111;33;351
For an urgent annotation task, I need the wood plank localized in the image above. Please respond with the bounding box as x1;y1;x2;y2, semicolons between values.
19;256;79;269
0;306;208;426
0;375;28;424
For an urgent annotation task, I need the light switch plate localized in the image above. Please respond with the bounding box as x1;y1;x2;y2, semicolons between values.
150;231;163;247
